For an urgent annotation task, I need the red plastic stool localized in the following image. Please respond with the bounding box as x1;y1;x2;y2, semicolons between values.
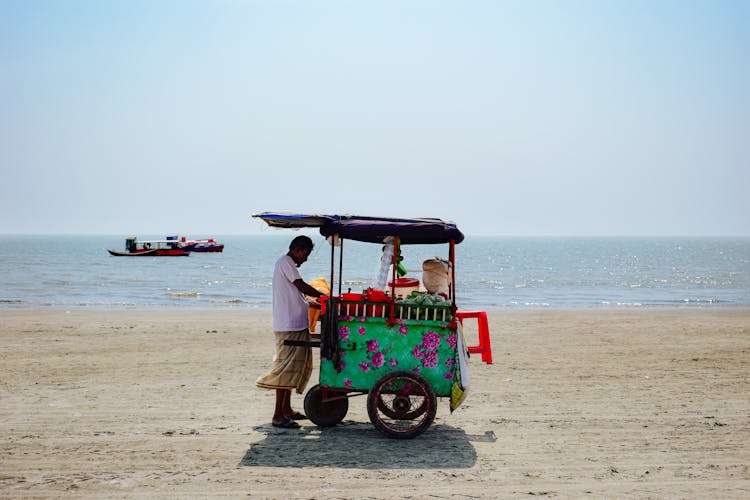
456;311;493;364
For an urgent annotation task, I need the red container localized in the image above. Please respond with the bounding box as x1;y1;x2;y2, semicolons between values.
388;277;420;299
364;288;390;317
364;288;388;302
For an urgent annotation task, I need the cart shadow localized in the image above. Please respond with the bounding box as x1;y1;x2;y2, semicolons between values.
240;421;493;469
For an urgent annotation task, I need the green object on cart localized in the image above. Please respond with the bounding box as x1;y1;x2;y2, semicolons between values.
396;261;408;278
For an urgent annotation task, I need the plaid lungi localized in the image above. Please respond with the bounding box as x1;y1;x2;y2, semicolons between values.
255;330;313;394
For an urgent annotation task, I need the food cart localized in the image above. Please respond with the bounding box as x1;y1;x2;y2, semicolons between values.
253;212;484;439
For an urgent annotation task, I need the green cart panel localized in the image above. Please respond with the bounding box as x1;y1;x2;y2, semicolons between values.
320;316;458;397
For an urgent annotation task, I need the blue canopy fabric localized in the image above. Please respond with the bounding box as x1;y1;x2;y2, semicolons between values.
252;212;463;245
250;213;338;228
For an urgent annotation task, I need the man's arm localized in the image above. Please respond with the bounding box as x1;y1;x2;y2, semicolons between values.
293;279;323;298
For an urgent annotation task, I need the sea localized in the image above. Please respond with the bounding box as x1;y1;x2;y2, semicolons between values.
1;235;748;311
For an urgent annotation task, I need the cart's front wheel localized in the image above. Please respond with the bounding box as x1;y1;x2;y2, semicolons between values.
367;370;437;439
304;384;348;427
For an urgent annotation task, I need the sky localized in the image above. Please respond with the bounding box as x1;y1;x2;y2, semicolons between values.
1;0;748;236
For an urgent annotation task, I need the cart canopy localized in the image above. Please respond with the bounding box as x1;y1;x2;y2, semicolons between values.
252;212;464;245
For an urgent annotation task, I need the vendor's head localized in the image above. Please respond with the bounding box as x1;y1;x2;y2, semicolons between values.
288;235;314;266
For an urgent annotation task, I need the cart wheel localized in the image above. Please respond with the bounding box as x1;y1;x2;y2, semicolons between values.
304;384;348;427
367;370;437;439
376;394;427;420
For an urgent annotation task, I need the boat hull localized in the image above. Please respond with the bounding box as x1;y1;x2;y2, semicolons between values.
188;244;224;253
107;248;189;256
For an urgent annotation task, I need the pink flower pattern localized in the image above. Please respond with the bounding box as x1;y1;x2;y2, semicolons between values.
422;331;441;351
412;344;424;359
447;333;457;349
422;350;438;368
338;326;350;342
372;352;384;368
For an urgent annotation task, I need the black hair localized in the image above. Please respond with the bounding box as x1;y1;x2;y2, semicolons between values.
289;235;314;252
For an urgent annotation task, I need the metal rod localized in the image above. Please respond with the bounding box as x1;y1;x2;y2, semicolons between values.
330;235;335;298
394;237;400;319
392;237;399;295
338;237;344;296
450;239;456;306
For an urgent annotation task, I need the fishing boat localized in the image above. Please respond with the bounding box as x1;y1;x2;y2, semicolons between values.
168;236;224;253
107;237;190;256
182;238;224;252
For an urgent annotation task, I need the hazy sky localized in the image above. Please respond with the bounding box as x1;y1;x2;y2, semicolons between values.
1;0;748;236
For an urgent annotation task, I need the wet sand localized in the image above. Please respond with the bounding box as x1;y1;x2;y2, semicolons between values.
1;309;749;498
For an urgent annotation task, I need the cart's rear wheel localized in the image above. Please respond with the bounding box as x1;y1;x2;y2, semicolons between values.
376;394;428;420
304;384;348;427
367;370;437;439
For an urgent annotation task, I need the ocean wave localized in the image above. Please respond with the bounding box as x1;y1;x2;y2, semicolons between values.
679;298;723;304
599;301;643;307
44;279;74;286
208;298;264;305
343;279;366;286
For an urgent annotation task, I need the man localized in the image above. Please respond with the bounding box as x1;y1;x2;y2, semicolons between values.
256;235;323;429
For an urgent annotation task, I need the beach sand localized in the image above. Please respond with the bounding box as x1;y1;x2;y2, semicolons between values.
1;309;749;498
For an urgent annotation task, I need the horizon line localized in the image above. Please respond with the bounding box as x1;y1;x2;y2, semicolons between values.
1;232;749;239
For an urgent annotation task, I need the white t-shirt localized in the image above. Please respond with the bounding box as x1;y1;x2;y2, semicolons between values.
272;254;310;331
